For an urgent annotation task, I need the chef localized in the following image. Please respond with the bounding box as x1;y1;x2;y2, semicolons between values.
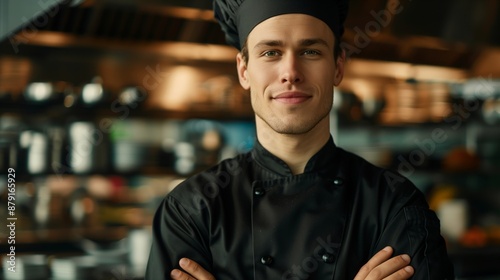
145;0;455;279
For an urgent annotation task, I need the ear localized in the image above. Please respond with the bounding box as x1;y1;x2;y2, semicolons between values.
236;53;250;90
333;49;345;86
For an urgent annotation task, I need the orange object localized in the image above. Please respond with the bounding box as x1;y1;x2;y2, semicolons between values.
428;184;458;211
442;147;481;172
459;226;488;247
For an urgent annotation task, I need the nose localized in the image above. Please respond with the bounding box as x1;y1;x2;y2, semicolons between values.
280;54;303;85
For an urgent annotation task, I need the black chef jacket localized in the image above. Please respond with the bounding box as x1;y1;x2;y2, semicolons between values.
146;137;455;279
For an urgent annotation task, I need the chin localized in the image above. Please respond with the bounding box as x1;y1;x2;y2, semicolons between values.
271;122;318;135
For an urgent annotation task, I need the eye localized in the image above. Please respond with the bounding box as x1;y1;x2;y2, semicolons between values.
302;49;320;56
263;50;280;57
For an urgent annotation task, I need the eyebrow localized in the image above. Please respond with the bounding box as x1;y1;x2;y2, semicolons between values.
253;38;330;49
253;40;283;49
298;38;330;48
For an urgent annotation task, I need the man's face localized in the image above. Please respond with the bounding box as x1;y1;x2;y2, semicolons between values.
237;13;344;135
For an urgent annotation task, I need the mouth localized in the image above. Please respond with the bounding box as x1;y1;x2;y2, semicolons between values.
272;92;312;104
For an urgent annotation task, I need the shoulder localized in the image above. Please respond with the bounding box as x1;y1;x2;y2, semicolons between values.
336;147;427;207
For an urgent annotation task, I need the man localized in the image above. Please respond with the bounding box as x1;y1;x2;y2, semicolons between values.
146;0;455;279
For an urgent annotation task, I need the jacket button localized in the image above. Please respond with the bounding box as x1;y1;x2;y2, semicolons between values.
254;187;265;197
260;255;274;265
322;253;334;263
333;177;344;186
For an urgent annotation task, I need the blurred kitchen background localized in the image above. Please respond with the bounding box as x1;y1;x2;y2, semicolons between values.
1;0;500;279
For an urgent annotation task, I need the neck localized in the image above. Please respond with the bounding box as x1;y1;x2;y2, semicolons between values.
256;117;331;175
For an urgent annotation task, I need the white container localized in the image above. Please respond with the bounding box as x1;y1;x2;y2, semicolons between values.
437;199;469;242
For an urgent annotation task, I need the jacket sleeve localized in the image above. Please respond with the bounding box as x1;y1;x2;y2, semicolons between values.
374;178;455;279
145;194;213;280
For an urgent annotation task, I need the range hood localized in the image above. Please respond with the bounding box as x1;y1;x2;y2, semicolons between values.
0;0;77;41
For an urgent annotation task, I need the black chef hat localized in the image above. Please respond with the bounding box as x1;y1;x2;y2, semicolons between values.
213;0;349;50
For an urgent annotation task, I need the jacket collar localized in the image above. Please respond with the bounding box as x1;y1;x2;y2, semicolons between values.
251;136;338;177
